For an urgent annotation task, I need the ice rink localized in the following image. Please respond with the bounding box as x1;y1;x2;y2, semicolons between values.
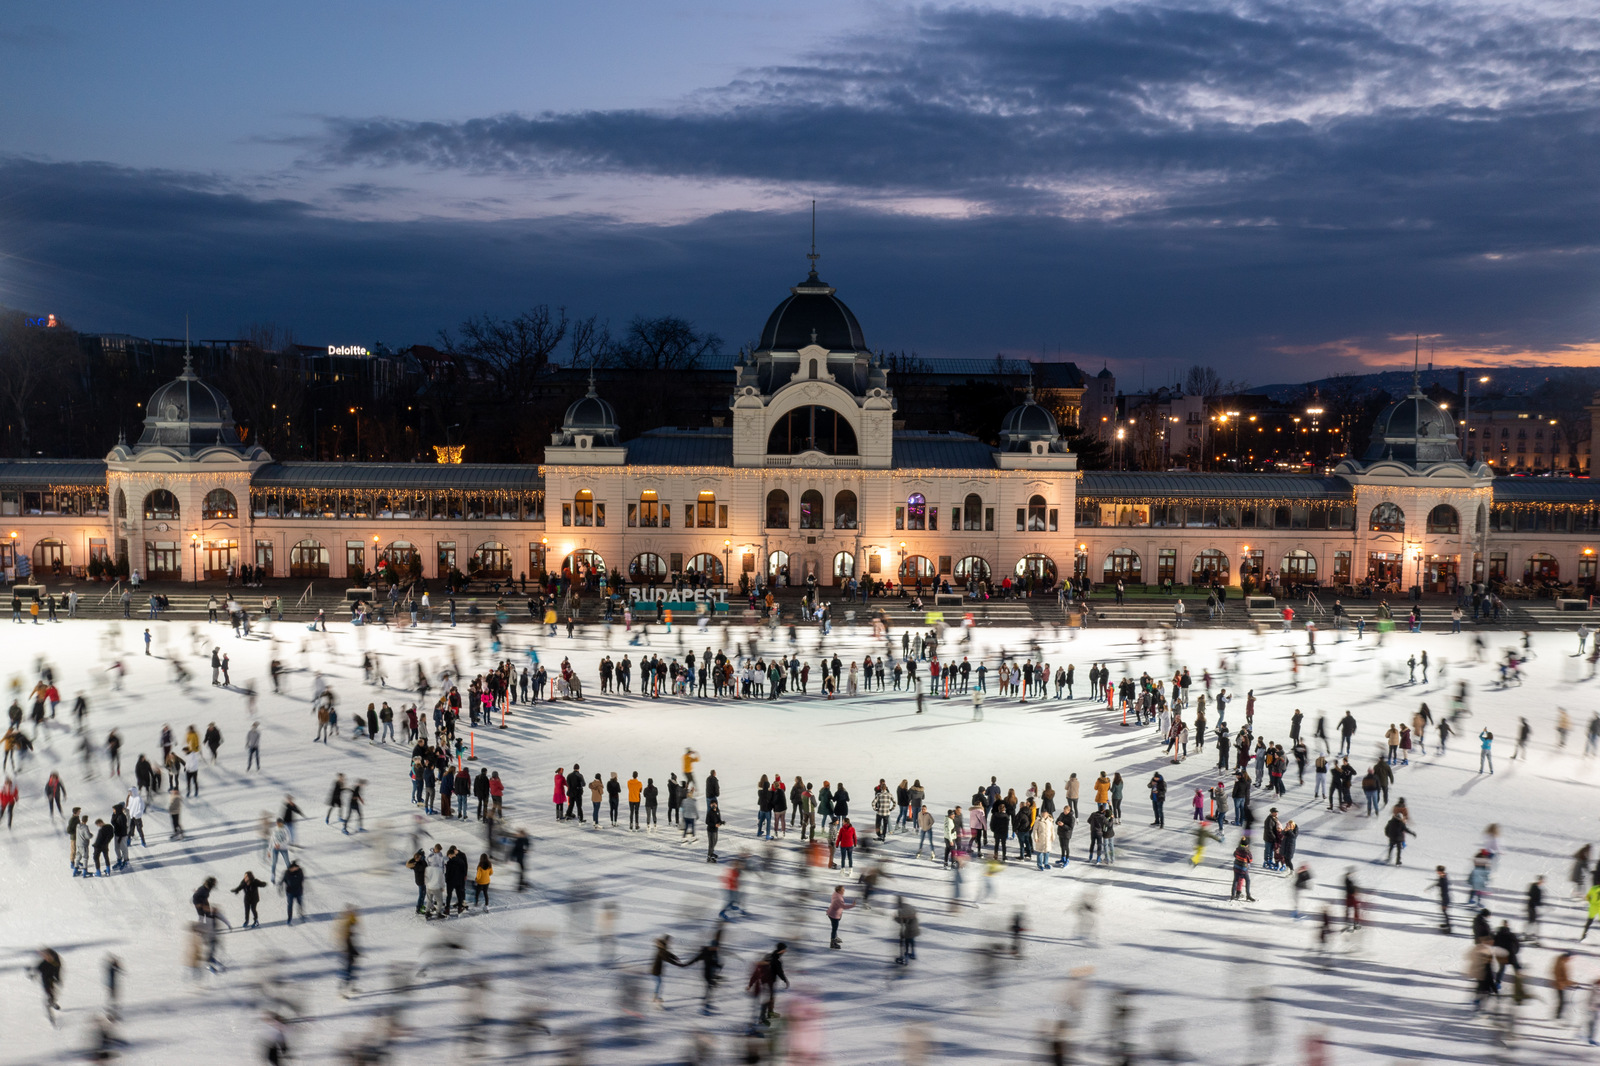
2;613;1598;1064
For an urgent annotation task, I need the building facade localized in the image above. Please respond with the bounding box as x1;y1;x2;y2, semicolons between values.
2;267;1598;596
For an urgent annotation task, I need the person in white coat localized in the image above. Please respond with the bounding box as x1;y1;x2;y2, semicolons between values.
424;845;447;918
1031;810;1054;870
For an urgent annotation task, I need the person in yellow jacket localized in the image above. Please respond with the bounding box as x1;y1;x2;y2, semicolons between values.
335;907;359;994
1093;772;1112;811
1580;884;1600;940
682;748;699;785
627;772;644;830
473;853;493;907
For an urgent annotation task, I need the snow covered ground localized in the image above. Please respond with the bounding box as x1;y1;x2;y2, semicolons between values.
2;614;1598;1065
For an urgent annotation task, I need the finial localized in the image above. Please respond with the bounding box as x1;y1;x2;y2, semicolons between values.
586;366;598;396
183;315;194;374
1412;334;1421;395
806;199;819;277
1025;369;1036;404
810;328;818;346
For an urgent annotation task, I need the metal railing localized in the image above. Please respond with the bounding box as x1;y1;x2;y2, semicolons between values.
294;582;315;609
1305;590;1326;617
97;579;123;606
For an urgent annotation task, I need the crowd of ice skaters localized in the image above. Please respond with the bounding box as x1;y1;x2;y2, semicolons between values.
10;618;1600;1060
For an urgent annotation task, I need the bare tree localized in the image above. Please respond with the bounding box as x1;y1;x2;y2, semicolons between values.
608;316;721;371
568;315;614;369
0;309;75;454
222;323;305;456
440;306;570;391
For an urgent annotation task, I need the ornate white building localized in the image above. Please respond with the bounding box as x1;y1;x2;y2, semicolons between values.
1;263;1597;598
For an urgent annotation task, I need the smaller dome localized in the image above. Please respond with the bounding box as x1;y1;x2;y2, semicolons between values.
555;371;620;446
1096;366;1114;379
126;352;265;460
998;389;1062;452
1360;386;1462;466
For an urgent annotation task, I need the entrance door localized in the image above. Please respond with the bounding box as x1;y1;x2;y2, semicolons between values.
146;541;181;577
1367;551;1403;587
1425;555;1459;594
205;539;238;579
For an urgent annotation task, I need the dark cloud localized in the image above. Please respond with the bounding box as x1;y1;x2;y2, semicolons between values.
6;154;1600;383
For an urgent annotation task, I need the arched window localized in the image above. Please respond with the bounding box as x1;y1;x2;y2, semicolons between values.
32;538;68;573
562;549;605;576
143;489;180;520
766;406;858;455
381;541;419;575
1191;548;1229;582
963;494;983;531
767;549;790;578
474;541;511;576
833;490;858;530
766;490;790;529
833;551;856;585
1369;502;1405;532
203;488;237;520
115;490;127;519
694;491;718;528
573;489;595;527
799;489;824;530
955;555;991;582
899;554;935;583
1476;502;1486;534
1526;553;1560;583
636;490;660;528
1427;504;1459;534
290;539;330;578
1028;494;1047;532
1016;554;1058;583
1102;548;1141;583
629;553;668;582
906;493;926;531
686;553;724;583
1282;549;1318;584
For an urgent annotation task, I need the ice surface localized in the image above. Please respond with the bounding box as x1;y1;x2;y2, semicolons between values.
1;615;1598;1064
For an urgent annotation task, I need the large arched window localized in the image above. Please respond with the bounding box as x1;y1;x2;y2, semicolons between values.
1027;494;1048;532
381;541;419;574
799;489;824;530
629;553;668;582
900;555;935;583
474;541;511;576
1526;553;1559;582
1476;502;1486;534
1369;502;1405;532
833;551;856;585
1191;548;1229;582
766;406;858;455
833;490;858;530
955;555;991;582
767;549;790;578
1282;549;1318;583
115;490;127;519
766;490;790;529
1017;554;1058;582
563;549;605;576
144;489;180;520
1102;548;1141;583
906;493;926;531
686;553;724;583
963;493;983;531
203;488;237;520
1427;504;1459;534
290;539;329;578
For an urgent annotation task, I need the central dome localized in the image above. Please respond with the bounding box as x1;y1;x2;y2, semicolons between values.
758;268;867;352
1361;388;1462;465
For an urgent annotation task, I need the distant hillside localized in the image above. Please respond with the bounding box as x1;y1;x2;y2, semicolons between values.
1250;366;1600;404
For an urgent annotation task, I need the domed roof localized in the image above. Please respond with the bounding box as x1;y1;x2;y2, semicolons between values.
131;355;261;458
556;371;620;446
1360;387;1463;466
758;268;867;352
998;389;1063;452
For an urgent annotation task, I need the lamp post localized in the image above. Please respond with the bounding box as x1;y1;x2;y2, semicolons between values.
539;536;548;579
190;533;200;586
1462;375;1489;461
723;539;732;587
899;541;907;588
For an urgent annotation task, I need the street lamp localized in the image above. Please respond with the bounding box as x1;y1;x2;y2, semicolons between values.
899;541;907;586
190;533;200;585
723;539;732;586
1463;375;1489;460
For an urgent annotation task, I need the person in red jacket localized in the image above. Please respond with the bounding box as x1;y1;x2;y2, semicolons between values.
488;772;504;818
836;817;858;869
0;776;16;827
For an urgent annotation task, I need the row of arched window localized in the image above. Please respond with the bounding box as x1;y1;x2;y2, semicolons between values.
114;488;240;521
1370;502;1476;535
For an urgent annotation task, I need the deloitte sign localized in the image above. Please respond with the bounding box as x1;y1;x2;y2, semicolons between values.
327;345;371;356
